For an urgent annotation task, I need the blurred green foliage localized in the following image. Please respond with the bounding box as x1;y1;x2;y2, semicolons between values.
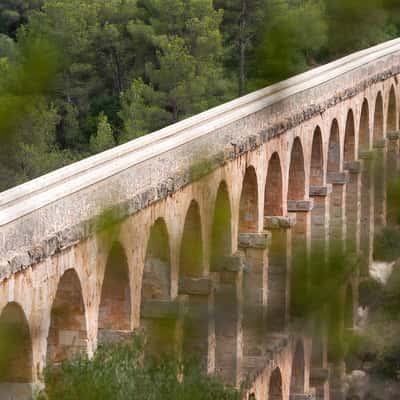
36;338;241;400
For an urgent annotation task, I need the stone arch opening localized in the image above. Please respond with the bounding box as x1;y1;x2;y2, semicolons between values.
179;200;208;369
344;110;356;163
98;242;131;341
239;166;259;234
142;218;171;300
141;218;175;356
290;341;305;396
47;269;87;364
211;181;232;271
359;99;370;152
265;152;283;216
288;138;306;201
310;127;324;187
387;86;397;132
180;200;204;278
268;368;283;400
0;303;32;384
327;119;341;180
373;92;384;143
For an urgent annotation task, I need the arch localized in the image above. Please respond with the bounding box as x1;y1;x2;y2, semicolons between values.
180;200;203;278
290;341;305;395
327;119;341;179
142;218;171;300
98;242;131;335
211;181;232;271
141;218;174;356
387;85;397;132
373;92;384;143
288;138;306;201
265;152;283;216
310;127;324;187
359;99;370;152
47;269;87;364
0;302;32;384
344;110;356;163
268;368;283;400
239;166;259;234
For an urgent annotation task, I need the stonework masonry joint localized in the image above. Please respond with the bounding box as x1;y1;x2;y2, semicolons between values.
309;185;332;197
287;199;314;212
327;171;348;185
238;232;271;249
264;215;296;230
344;161;362;174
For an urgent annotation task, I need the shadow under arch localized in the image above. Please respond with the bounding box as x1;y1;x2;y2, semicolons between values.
239;166;259;234
47;269;88;364
211;180;232;272
0;302;32;400
359;99;373;275
140;217;176;356
290;340;306;396
265;152;283;216
310;127;324;187
268;367;283;400
373;91;384;143
178;200;209;371
98;241;131;344
180;200;204;278
344;110;359;254
344;110;356;164
288;138;308;319
288;138;306;202
327;119;341;180
359;99;370;152
387;85;397;132
373;91;386;234
265;152;287;332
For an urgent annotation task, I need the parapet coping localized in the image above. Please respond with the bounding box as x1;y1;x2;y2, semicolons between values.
1;39;400;226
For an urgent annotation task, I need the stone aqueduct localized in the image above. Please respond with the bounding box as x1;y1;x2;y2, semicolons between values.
1;39;400;400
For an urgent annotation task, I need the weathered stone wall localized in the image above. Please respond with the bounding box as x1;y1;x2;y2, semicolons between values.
0;39;400;399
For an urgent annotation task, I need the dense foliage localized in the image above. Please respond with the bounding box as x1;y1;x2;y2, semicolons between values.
36;338;241;400
0;0;400;191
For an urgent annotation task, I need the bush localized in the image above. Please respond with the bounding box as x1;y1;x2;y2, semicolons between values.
36;338;241;400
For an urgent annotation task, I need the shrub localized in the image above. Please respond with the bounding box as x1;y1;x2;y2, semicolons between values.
36;338;241;400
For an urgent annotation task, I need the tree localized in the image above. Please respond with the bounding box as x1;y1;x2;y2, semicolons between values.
90;112;115;154
214;0;268;95
324;0;395;60
0;0;42;37
119;0;234;142
249;0;327;87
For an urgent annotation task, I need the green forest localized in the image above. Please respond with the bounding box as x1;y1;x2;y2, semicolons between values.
0;0;400;191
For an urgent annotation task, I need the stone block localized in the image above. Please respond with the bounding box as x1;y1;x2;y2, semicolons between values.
287;199;314;212
238;232;271;249
387;131;400;140
344;161;362;174
310;185;332;197
373;138;387;148
358;150;374;160
222;251;249;272
179;277;213;295
264;215;296;230
327;171;348;185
